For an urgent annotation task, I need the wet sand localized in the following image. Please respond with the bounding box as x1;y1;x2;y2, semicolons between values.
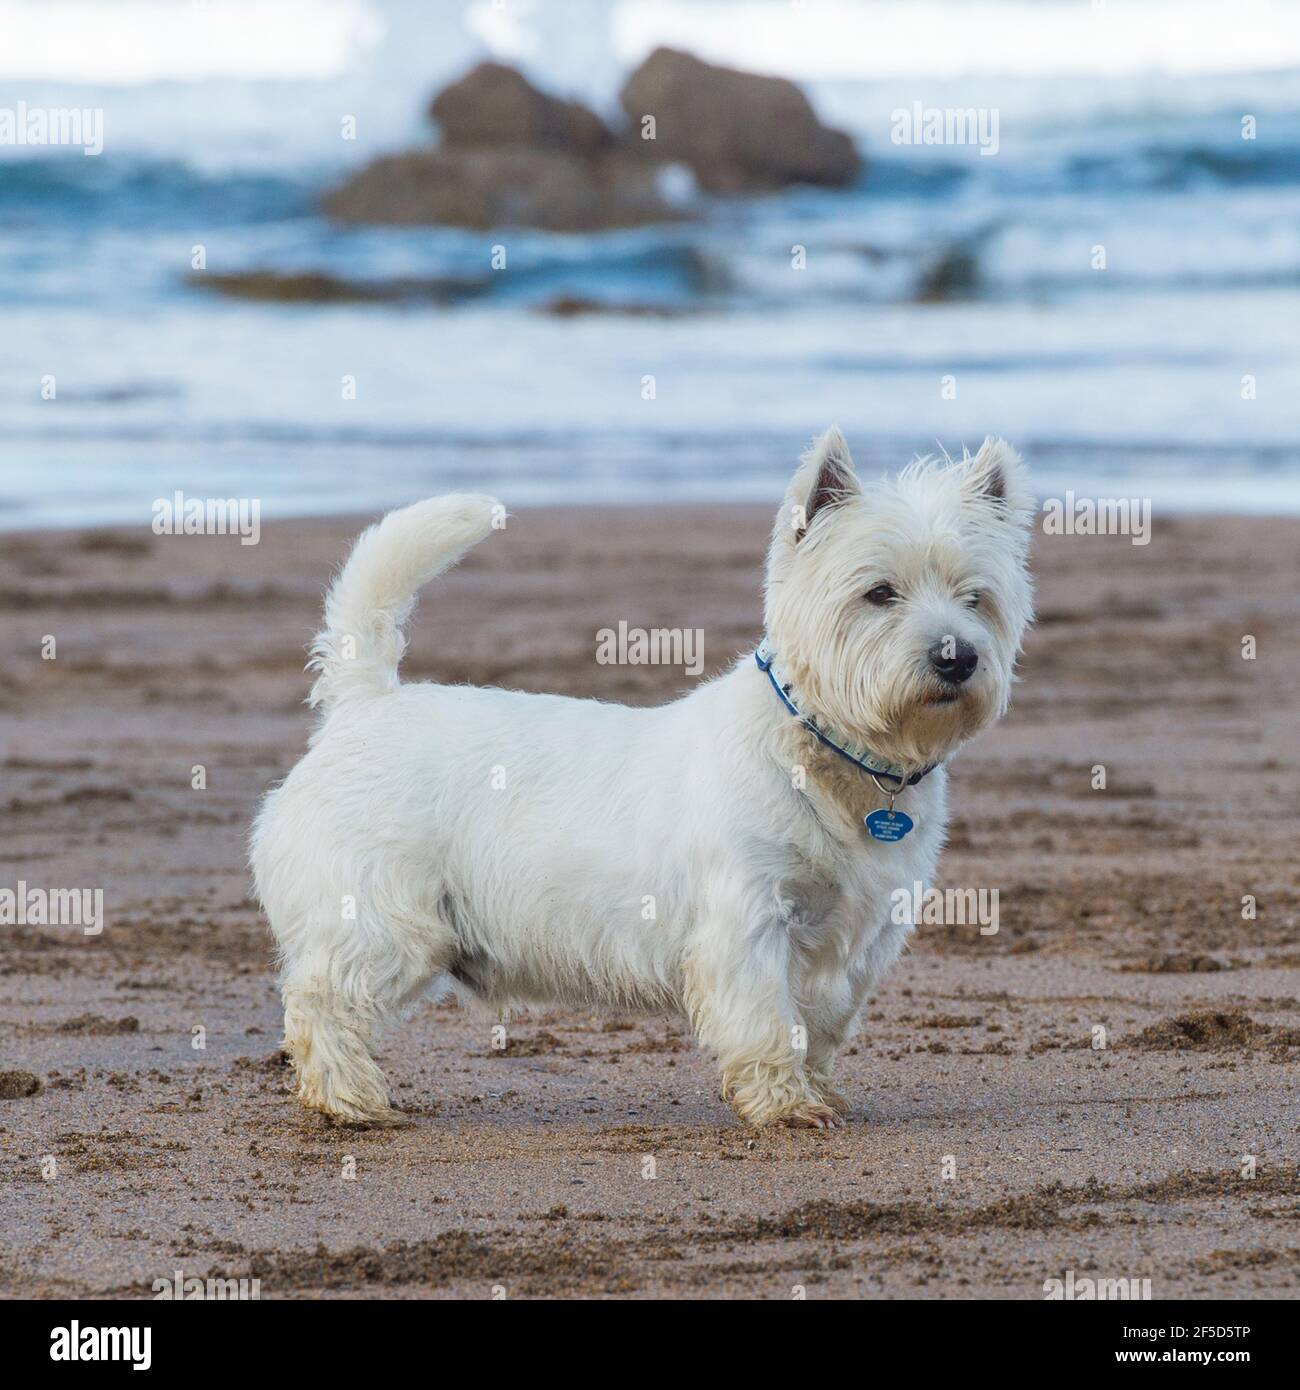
0;505;1297;1299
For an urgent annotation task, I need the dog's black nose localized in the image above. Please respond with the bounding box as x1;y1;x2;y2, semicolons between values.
928;638;978;685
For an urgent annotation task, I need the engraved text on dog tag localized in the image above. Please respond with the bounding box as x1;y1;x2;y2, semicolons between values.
865;808;914;842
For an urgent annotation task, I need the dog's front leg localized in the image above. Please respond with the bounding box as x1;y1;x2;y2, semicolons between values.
801;962;878;1118
684;921;838;1129
803;915;915;1117
804;1004;859;1118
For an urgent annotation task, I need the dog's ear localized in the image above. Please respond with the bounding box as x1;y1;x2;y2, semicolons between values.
962;437;1033;528
790;427;860;541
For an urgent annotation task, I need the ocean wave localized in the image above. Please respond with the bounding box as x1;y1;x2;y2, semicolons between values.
6;148;1300;312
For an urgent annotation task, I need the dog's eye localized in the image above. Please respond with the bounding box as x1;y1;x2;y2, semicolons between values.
965;591;982;609
865;583;898;606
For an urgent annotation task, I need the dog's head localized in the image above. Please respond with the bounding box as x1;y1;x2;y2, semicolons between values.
764;428;1034;770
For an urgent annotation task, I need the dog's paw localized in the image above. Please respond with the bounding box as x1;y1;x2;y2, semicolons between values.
736;1095;840;1129
297;1087;410;1129
725;1064;842;1129
773;1101;840;1130
808;1077;851;1118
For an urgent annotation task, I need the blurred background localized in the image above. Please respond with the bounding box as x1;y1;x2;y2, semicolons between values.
2;0;1299;529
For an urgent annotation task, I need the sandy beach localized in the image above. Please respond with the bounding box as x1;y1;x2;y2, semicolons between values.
0;504;1297;1300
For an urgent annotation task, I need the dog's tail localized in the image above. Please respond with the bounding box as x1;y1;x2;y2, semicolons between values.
307;493;499;712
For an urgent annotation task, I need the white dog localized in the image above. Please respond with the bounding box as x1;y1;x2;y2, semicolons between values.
251;430;1033;1128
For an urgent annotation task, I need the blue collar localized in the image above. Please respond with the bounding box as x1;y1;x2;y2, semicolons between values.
755;639;936;789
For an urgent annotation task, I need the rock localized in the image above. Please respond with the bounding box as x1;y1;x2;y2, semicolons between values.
324;60;683;232
537;295;690;319
619;47;861;192
430;61;611;155
915;244;980;302
324;145;680;233
188;270;491;306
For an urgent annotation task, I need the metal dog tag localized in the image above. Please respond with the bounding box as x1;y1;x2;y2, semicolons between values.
865;808;914;842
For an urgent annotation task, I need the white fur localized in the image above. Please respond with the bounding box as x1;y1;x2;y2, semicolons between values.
251;431;1034;1128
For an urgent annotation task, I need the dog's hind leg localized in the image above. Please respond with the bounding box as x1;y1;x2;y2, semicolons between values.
281;966;397;1126
277;907;455;1127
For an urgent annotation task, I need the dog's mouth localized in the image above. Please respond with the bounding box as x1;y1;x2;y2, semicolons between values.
922;687;964;707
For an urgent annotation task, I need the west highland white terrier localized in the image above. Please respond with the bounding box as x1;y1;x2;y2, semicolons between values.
251;430;1034;1128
